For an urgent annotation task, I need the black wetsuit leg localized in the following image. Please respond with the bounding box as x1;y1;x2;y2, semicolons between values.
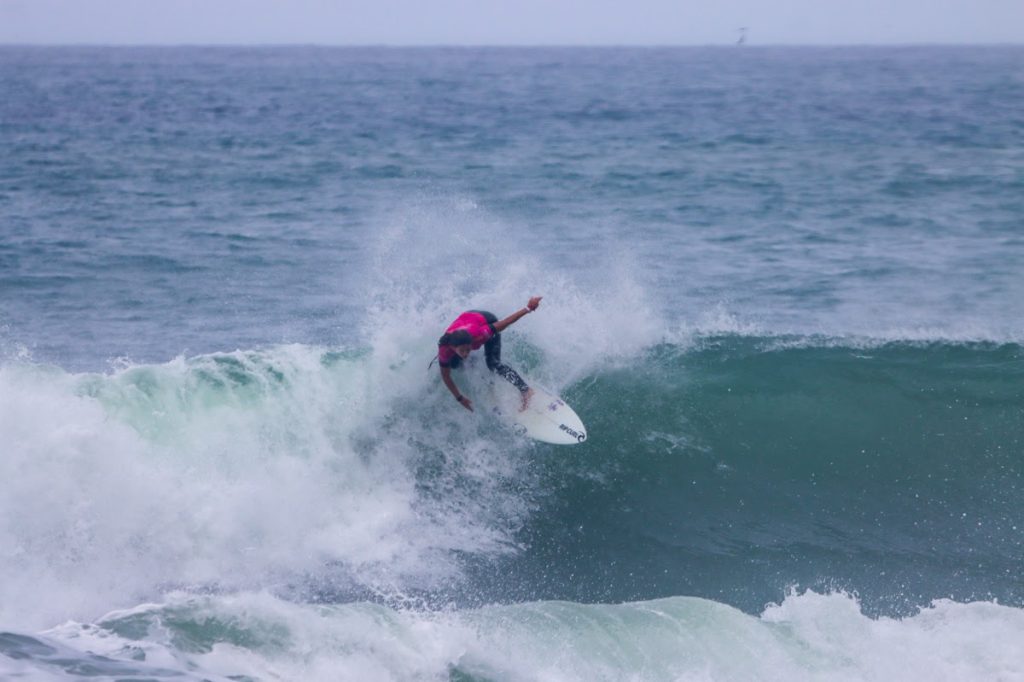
473;310;530;394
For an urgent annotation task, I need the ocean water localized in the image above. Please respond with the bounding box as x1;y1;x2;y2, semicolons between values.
1;45;1023;680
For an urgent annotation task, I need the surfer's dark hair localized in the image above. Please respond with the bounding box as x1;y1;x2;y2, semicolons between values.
439;330;473;347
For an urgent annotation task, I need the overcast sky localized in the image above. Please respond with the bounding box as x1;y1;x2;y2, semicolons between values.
1;0;1022;46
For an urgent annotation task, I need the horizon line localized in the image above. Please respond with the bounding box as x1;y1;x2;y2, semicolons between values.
2;40;1023;49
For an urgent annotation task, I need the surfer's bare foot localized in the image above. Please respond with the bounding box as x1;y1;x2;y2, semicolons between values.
519;388;534;412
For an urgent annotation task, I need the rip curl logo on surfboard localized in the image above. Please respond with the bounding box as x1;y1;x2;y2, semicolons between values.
559;423;587;442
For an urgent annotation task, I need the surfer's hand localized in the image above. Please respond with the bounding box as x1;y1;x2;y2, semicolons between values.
527;296;542;311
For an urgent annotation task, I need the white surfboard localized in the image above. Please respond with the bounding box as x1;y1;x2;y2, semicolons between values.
489;382;588;445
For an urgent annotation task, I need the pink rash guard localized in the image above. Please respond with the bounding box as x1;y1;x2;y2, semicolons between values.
437;311;496;367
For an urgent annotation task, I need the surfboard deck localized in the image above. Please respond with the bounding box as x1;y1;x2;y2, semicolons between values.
489;383;588;445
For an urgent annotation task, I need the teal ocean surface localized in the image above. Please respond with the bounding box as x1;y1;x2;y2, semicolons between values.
1;46;1023;680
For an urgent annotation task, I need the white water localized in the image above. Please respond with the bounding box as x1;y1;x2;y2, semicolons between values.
8;590;1023;681
0;345;533;630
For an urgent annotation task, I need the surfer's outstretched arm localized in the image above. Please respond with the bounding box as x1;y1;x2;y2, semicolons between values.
493;296;542;333
440;365;473;411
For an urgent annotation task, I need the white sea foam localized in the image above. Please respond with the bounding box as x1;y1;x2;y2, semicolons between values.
0;344;534;631
11;590;1023;682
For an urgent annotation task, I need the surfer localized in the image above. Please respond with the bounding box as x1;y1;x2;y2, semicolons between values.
437;297;541;412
